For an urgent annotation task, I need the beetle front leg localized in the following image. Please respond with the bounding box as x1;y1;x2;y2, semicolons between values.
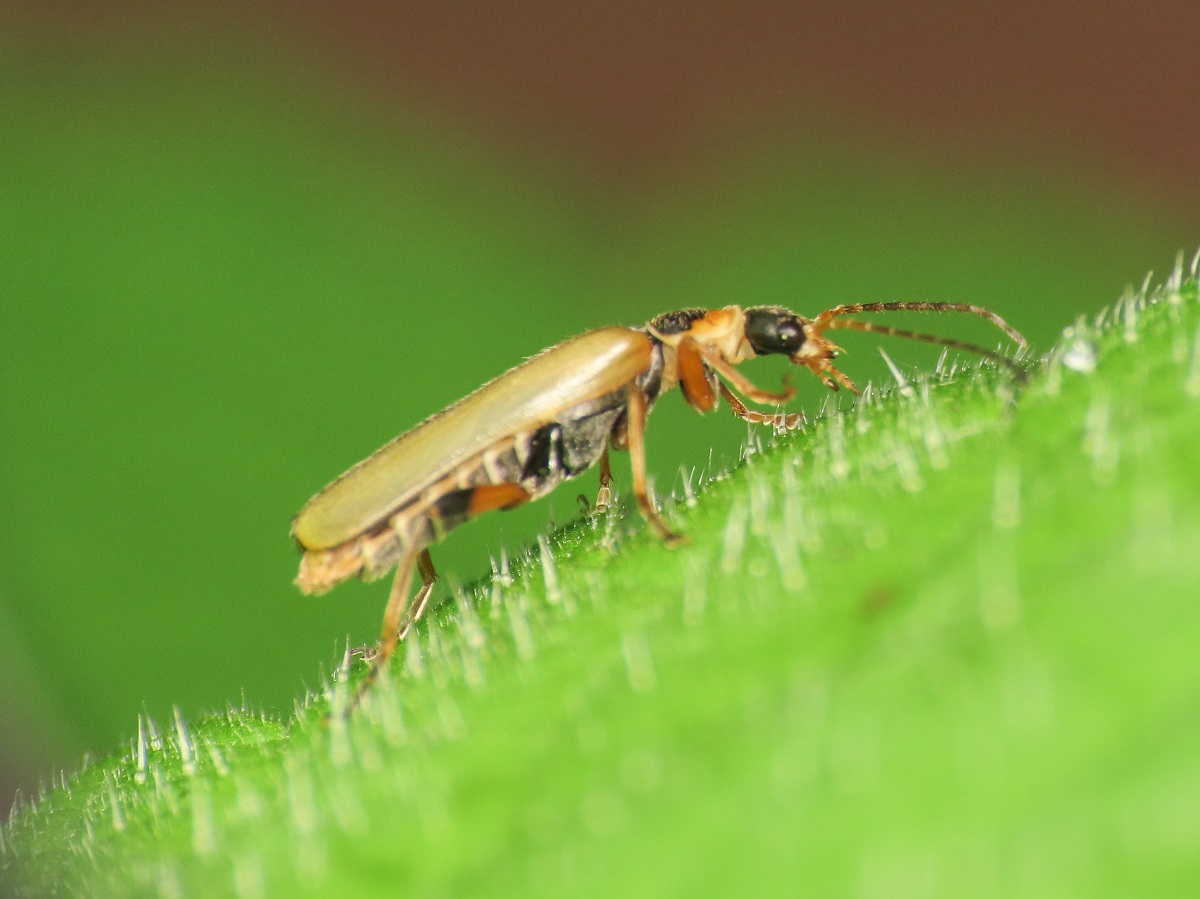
626;384;686;547
719;382;806;430
675;340;719;412
691;339;796;406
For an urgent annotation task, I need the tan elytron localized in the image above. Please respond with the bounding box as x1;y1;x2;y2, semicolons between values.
294;328;653;551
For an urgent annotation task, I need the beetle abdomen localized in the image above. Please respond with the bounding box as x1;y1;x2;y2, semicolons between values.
295;395;626;595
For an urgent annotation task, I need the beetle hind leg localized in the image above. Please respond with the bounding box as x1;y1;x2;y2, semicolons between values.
403;550;439;642
349;547;438;712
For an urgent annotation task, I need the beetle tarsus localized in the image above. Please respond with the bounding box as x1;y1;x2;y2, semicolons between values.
719;382;806;430
593;446;614;515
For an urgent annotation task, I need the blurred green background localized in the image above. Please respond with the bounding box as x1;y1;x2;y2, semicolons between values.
0;4;1196;811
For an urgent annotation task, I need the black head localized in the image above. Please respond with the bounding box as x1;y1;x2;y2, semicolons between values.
744;306;806;357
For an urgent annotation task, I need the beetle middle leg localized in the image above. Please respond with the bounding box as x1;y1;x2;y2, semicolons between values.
626;383;685;547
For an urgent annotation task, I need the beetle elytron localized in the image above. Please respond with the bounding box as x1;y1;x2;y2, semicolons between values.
293;302;1026;706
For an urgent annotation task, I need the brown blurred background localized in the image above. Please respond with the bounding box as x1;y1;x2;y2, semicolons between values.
8;3;1199;202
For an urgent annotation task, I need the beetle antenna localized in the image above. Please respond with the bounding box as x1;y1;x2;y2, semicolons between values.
814;302;1027;346
811;302;1028;380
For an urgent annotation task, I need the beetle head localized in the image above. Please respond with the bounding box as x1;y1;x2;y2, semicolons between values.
743;305;859;392
743;306;805;356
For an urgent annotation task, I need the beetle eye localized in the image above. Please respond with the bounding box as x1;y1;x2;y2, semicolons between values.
744;306;805;356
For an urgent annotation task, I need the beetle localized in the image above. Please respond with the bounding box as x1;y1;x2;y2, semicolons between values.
293;301;1026;706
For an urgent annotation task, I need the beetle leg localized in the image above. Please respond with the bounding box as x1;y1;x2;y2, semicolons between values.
676;340;719;412
398;550;439;642
690;339;797;405
719;382;806;430
351;547;437;710
626;384;686;547
609;418;629;451
594;446;613;514
351;545;418;708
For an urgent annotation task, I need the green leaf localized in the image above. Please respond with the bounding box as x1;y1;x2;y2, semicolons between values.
5;262;1199;897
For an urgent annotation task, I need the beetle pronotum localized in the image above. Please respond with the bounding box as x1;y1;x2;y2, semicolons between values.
293;302;1026;707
